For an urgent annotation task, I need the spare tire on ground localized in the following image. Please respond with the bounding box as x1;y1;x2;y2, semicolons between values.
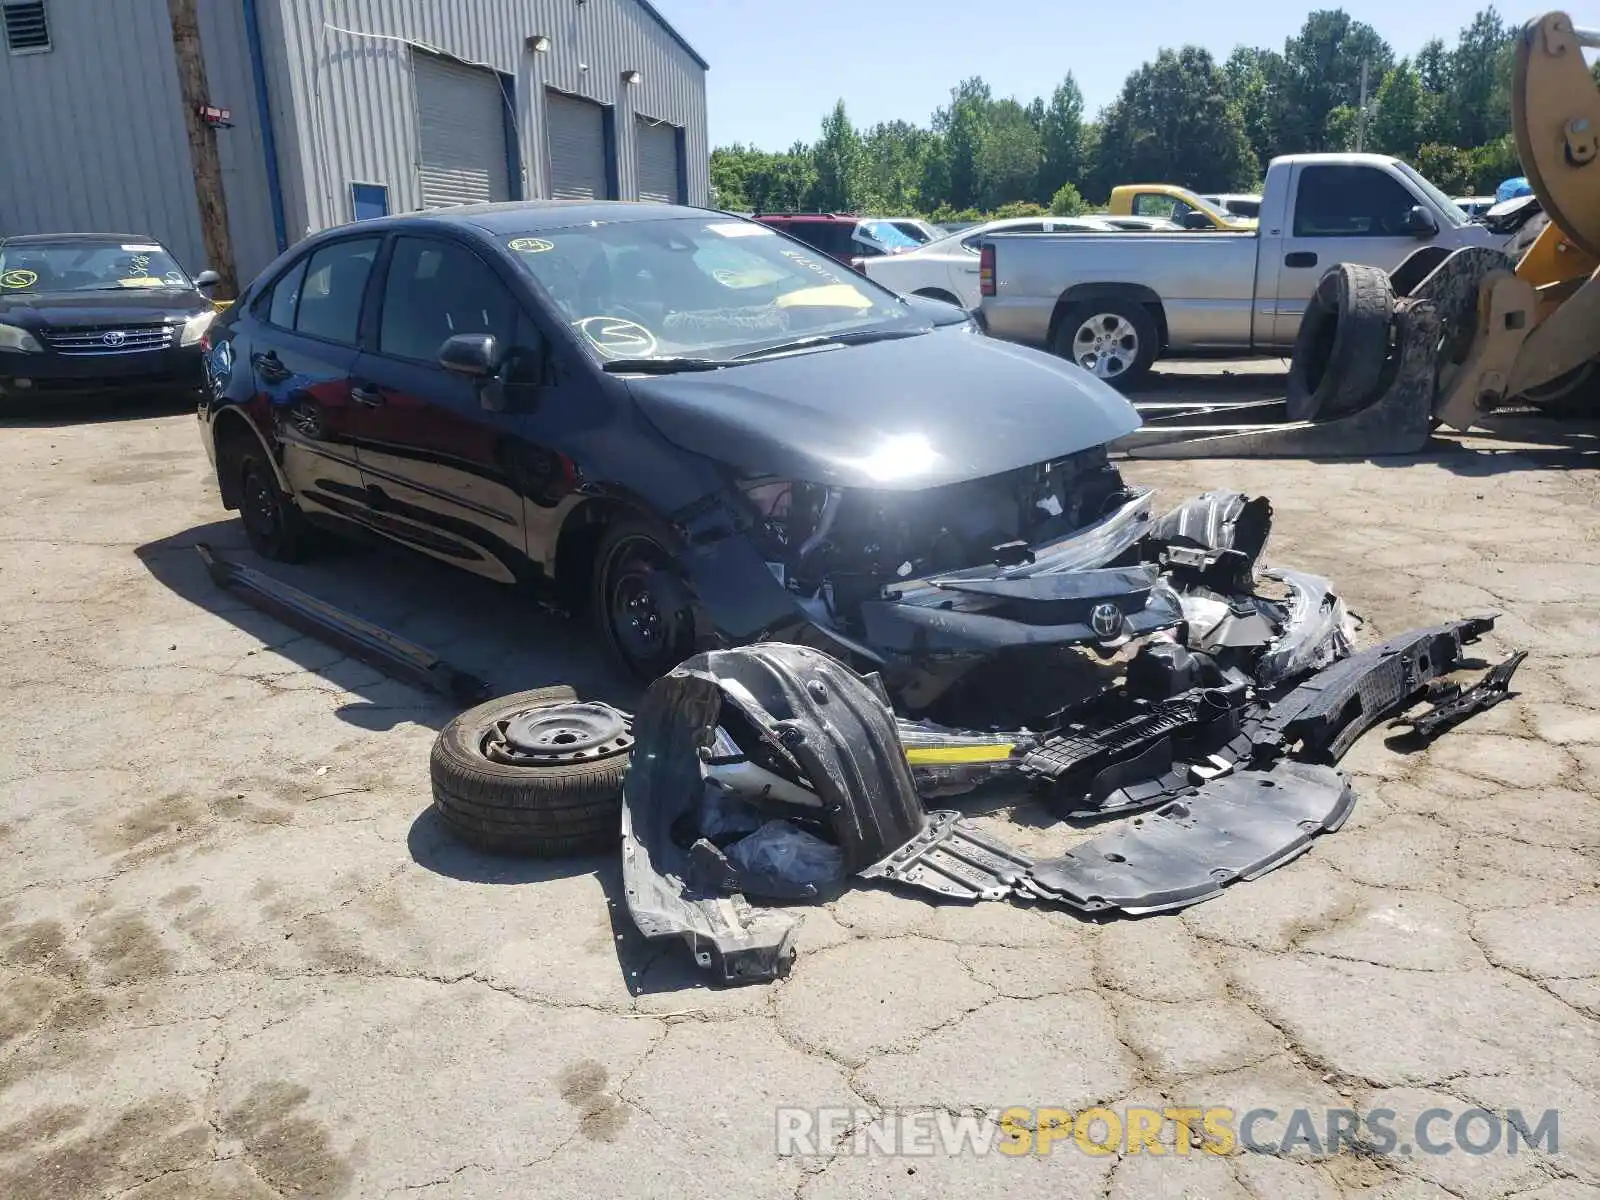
1286;263;1396;422
430;685;631;857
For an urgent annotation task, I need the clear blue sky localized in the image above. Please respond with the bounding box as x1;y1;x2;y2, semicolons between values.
657;0;1513;150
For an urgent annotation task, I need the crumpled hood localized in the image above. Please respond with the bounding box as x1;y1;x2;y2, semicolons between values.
626;330;1142;490
0;287;206;328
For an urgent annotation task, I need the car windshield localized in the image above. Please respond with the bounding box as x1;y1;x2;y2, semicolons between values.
504;217;918;363
1393;163;1469;228
0;240;190;293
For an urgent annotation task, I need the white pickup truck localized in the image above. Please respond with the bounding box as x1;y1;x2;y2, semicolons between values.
977;153;1503;387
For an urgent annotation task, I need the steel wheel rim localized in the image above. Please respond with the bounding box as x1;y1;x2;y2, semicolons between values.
1072;313;1139;379
604;536;681;666
482;701;633;766
242;464;280;542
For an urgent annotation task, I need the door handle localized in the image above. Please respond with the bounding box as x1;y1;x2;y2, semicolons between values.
250;350;289;382
1284;251;1318;268
350;384;385;407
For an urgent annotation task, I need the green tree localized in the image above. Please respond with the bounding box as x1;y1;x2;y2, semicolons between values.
1469;134;1521;192
1371;60;1425;157
1448;8;1512;148
859;120;934;213
1280;10;1394;152
812;100;863;211
1049;182;1087;216
1415;142;1475;193
1323;104;1360;151
992;201;1049;218
1095;47;1258;191
935;77;993;210
1222;46;1288;175
1037;76;1085;201
974;98;1043;211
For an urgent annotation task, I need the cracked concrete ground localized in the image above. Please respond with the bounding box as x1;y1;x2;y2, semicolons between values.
1;374;1598;1200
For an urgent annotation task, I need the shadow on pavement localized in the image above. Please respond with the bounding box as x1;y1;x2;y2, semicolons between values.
135;518;636;732
0;391;198;428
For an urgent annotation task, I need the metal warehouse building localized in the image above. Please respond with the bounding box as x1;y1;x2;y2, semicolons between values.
0;0;708;284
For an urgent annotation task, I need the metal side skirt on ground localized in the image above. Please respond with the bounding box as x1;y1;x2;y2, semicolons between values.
195;544;491;703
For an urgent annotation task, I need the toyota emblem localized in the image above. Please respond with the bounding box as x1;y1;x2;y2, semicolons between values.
102;330;126;347
1090;603;1124;640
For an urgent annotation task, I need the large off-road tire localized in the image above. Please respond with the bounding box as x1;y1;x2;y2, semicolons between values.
430;685;630;857
591;517;698;683
234;448;311;562
1053;299;1159;390
1286;263;1395;422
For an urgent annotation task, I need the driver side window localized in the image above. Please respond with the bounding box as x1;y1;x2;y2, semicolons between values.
379;237;517;363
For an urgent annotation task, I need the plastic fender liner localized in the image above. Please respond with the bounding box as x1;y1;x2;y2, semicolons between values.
1023;760;1355;915
621;666;801;984
620;643;929;983
1255;615;1497;763
1255;568;1355;687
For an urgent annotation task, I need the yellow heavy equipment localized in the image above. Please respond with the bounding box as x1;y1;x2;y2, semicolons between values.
1124;10;1600;458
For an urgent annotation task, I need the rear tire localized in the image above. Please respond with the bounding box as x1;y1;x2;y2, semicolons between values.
1286;264;1395;422
1053;300;1158;390
430;685;629;857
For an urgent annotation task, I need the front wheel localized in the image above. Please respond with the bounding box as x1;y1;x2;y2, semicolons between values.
591;518;698;682
236;451;310;562
1053;301;1158;390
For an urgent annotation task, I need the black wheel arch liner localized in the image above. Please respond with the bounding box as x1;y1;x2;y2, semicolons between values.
209;402;291;506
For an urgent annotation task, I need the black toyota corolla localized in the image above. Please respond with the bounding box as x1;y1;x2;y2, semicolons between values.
0;233;222;408
199;201;1155;710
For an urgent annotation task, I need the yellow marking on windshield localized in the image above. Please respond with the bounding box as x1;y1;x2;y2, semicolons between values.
508;237;554;253
117;277;165;288
774;284;873;310
1;270;37;288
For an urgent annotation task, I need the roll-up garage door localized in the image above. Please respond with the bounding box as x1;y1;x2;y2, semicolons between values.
635;118;681;204
414;54;511;208
547;91;609;200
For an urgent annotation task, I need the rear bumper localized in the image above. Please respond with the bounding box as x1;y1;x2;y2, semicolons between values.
0;345;204;399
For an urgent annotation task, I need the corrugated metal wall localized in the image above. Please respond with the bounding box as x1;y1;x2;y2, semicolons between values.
0;0;279;279
257;0;708;241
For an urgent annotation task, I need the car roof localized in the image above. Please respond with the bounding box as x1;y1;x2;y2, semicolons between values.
1;232;163;245
337;200;724;239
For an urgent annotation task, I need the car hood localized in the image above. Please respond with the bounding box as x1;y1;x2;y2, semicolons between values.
626;329;1142;490
0;287;206;328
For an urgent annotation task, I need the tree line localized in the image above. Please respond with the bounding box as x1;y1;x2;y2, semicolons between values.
710;7;1554;221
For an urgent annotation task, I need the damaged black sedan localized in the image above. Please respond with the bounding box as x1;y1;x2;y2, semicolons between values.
197;201;1145;703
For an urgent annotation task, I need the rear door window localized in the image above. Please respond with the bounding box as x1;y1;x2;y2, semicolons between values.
1132;193;1177;219
1293;166;1421;237
293;238;379;344
262;258;308;329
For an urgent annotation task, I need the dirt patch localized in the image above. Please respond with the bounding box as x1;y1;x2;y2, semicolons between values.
97;792;204;854
159;885;203;909
0;919;67;970
557;1058;630;1143
223;1080;354;1198
0;972;66;1049
87;913;173;984
0;1096;209;1200
0;1103;87;1153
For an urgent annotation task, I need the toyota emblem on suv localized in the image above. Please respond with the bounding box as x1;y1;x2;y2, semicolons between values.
102;330;127;347
1090;603;1124;640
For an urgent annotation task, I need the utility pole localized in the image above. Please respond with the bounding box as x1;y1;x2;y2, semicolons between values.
167;0;238;296
1356;59;1370;153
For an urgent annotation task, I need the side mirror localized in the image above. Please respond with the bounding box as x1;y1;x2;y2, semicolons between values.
1181;211;1213;231
438;333;500;378
194;269;220;293
1405;205;1438;239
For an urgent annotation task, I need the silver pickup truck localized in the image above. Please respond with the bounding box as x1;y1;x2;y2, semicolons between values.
978;153;1503;387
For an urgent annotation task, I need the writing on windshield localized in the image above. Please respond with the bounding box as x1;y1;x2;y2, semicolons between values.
0;243;190;292
505;217;912;363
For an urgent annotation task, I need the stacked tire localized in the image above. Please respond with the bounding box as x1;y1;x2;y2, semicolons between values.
1285;263;1396;422
430;686;630;857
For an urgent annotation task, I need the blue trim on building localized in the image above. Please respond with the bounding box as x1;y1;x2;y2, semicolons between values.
242;0;289;253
